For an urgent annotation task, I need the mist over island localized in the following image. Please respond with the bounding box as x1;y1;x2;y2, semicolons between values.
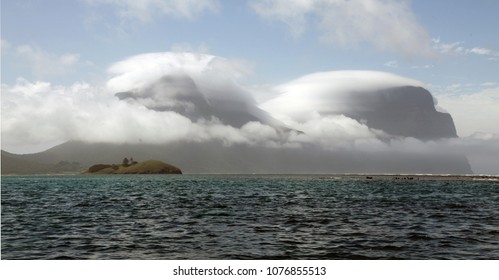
2;53;488;175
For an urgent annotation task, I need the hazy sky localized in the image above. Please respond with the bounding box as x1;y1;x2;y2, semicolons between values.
1;0;499;174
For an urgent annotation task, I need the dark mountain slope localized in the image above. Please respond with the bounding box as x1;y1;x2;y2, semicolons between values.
2;140;472;174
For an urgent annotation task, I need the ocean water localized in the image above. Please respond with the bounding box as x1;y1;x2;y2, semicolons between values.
1;175;498;259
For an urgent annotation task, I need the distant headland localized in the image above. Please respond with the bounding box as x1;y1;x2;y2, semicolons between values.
85;158;182;174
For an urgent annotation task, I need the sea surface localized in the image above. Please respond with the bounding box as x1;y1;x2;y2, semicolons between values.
2;174;498;259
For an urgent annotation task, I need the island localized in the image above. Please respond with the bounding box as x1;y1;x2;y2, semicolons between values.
85;158;182;174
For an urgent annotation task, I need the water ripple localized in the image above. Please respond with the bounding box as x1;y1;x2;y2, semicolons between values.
2;175;498;259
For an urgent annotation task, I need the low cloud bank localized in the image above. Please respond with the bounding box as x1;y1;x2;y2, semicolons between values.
1;53;288;152
2;52;498;173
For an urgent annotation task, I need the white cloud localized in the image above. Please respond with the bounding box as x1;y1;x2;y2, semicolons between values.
382;60;434;70
434;86;499;137
105;52;253;95
287;115;385;150
432;39;466;55
85;0;219;22
250;0;433;57
0;78;286;153
1;38;11;50
468;47;499;58
170;42;210;53
250;0;315;38
0;38;10;65
383;60;398;68
59;53;81;65
411;64;433;69
1;79;103;152
469;47;492;56
480;82;497;87
13;44;82;79
432;38;499;59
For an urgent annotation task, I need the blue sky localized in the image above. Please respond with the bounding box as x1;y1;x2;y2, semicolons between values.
1;0;499;158
2;0;498;85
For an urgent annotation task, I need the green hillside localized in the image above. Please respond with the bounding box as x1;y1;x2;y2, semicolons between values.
85;160;182;174
1;150;86;175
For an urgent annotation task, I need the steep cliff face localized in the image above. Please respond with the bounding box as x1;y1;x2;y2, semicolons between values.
341;86;458;140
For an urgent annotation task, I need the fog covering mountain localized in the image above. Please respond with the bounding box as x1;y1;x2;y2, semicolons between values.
0;53;474;174
115;73;288;130
261;71;457;140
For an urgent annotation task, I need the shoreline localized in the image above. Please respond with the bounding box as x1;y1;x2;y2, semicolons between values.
319;174;499;182
2;173;499;181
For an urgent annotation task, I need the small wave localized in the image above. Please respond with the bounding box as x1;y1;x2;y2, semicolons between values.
2;175;498;259
49;255;80;260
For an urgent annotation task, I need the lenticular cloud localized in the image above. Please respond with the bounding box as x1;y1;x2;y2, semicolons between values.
262;71;458;140
106;52;287;129
261;70;423;123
